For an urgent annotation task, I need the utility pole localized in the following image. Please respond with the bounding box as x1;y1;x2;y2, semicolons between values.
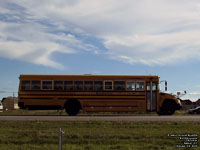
59;128;63;150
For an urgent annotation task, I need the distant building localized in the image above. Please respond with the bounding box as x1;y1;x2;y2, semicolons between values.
1;97;19;110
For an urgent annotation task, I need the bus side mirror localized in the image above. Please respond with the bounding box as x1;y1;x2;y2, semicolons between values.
165;81;167;91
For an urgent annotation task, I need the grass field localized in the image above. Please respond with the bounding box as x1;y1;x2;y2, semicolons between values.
0;121;199;150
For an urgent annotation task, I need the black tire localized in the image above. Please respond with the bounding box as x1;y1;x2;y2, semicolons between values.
65;99;81;116
157;100;176;115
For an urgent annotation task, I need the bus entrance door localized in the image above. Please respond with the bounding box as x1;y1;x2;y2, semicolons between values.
146;82;157;111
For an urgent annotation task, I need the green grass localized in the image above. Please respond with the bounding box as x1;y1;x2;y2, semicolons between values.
0;121;199;150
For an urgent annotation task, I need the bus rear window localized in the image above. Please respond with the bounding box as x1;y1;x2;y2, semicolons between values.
94;81;103;91
32;80;40;90
21;80;30;91
42;81;52;90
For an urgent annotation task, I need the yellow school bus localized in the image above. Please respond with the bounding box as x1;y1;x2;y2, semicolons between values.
18;74;181;115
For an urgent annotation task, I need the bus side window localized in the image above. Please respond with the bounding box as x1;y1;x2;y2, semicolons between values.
126;81;135;91
42;81;53;90
32;80;40;90
104;81;113;90
84;81;93;91
74;81;83;91
136;81;145;91
64;81;73;91
54;81;63;91
94;81;103;91
114;81;125;91
21;80;30;91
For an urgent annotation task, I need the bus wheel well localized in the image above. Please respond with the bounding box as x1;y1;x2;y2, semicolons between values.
18;102;25;109
64;99;81;116
158;99;177;115
163;99;177;106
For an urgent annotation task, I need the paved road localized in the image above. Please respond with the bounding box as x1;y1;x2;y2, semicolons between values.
0;116;200;121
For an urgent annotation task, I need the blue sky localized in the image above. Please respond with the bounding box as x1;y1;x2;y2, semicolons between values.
1;0;200;101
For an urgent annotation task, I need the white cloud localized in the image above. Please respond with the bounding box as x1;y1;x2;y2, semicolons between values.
182;92;200;102
104;30;200;65
0;21;77;69
0;18;98;69
0;0;200;68
189;92;200;95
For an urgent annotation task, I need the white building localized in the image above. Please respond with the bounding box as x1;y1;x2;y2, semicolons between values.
0;102;3;112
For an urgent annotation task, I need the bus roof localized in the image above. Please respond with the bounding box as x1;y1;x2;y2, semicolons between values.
19;74;159;81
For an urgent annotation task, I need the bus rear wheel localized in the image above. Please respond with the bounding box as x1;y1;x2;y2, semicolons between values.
65;99;81;116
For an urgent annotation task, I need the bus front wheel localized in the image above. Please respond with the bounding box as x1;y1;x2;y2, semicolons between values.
158;100;176;115
65;99;81;116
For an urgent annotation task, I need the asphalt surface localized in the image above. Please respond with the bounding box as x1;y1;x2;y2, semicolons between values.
0;116;200;121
